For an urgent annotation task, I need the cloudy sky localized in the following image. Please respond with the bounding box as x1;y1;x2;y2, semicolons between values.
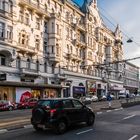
74;0;140;66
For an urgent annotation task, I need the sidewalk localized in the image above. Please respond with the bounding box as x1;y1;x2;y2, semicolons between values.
89;100;122;112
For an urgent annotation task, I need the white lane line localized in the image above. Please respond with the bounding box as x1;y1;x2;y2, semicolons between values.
0;129;8;134
76;129;93;135
114;108;123;111
107;110;112;112
128;135;138;140
24;125;33;129
97;112;102;115
123;115;136;120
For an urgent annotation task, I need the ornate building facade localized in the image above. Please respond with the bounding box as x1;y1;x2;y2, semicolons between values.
0;0;124;101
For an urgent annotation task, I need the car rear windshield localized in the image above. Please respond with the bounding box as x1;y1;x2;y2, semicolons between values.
37;100;52;108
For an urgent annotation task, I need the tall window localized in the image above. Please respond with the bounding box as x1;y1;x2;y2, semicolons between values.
25;13;29;25
16;57;21;68
44;41;48;52
36;60;39;71
35;38;40;50
18;31;28;45
27;58;30;69
9;0;13;13
36;17;40;29
0;22;4;39
7;25;13;40
56;24;59;35
44;62;47;72
19;9;24;23
0;54;6;66
44;21;48;33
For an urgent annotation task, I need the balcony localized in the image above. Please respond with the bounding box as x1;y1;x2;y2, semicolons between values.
17;44;37;55
49;53;60;63
66;53;82;62
76;40;86;47
55;74;67;80
0;9;13;19
20;68;39;77
19;0;50;17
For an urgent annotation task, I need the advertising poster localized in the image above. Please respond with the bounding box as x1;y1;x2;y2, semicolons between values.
16;88;31;103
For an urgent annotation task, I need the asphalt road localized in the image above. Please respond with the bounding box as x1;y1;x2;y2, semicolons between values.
0;105;140;140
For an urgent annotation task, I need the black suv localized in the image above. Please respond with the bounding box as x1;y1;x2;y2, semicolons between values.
31;98;95;134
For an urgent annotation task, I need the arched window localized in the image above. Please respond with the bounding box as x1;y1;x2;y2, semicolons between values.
0;54;6;66
16;56;21;68
27;58;30;69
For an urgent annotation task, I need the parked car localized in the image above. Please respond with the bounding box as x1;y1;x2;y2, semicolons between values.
31;98;95;134
90;95;98;102
0;100;15;111
99;95;107;101
79;96;92;105
118;93;126;99
17;98;38;109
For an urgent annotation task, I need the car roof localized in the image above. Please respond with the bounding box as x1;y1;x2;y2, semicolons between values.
38;98;78;101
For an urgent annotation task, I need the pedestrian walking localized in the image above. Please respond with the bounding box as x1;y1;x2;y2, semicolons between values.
107;93;112;108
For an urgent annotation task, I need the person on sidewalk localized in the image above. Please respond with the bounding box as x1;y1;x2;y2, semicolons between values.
107;93;112;108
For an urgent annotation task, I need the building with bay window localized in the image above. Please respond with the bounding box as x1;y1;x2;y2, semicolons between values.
0;0;125;101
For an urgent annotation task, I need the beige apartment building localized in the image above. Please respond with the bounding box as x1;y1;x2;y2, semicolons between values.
0;0;124;101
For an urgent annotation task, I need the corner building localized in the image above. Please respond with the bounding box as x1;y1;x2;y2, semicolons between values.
0;0;124;101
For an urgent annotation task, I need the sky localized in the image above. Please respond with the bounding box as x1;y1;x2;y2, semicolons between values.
73;0;140;67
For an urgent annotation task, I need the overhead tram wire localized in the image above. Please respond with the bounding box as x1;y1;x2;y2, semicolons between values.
99;6;140;47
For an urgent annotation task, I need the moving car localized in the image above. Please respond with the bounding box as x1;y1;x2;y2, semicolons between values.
17;98;38;109
0;100;15;111
31;98;95;134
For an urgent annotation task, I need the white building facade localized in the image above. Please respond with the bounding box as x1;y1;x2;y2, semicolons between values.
0;0;124;101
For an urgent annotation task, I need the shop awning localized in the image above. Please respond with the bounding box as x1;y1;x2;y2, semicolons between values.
0;81;62;89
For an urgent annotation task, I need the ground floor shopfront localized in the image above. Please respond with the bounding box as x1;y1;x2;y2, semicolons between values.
0;82;62;103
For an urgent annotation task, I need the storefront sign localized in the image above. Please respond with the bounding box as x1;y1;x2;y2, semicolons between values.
73;86;85;94
0;74;6;81
87;81;96;93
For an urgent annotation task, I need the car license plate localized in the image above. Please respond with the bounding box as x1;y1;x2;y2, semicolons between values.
37;124;45;128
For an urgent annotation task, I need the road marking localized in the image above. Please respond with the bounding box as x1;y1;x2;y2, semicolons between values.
128;135;138;140
24;125;33;129
97;112;102;115
0;119;30;127
114;108;123;111
107;110;112;112
76;129;93;135
0;129;7;134
123;115;136;120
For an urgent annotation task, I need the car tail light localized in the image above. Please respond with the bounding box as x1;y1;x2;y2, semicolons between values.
50;109;56;117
